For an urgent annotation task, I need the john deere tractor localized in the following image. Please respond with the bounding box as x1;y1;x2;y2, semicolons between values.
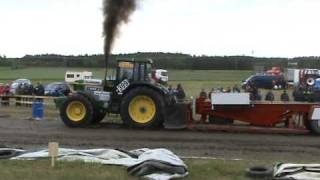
56;59;175;128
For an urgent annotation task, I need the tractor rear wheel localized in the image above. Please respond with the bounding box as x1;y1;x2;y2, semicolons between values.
121;87;164;128
60;94;94;127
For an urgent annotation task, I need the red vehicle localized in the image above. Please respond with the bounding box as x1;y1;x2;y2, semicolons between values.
0;83;5;95
0;83;10;95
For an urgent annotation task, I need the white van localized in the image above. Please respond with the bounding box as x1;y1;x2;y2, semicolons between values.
155;69;168;83
65;71;93;83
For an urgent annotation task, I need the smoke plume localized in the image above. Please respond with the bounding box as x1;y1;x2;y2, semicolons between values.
103;0;136;65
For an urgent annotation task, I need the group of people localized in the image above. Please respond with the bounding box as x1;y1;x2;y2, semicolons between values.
16;82;45;96
197;81;290;102
0;82;45;96
245;81;290;101
168;84;186;102
199;85;241;99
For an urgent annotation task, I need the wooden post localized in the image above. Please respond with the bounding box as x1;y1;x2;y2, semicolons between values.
48;142;59;167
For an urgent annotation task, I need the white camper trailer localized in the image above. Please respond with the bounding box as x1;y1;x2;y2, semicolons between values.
65;71;93;83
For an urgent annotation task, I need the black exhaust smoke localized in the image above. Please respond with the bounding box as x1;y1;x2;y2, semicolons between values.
103;0;137;69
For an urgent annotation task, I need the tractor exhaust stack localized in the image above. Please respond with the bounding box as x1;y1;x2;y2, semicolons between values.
102;0;136;87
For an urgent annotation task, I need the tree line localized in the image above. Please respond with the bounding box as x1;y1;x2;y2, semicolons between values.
1;52;320;70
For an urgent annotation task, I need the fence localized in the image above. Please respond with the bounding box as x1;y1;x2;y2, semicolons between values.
0;95;57;107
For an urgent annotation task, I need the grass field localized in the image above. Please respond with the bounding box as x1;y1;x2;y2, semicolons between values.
0;67;252;82
0;159;268;180
0;67;252;97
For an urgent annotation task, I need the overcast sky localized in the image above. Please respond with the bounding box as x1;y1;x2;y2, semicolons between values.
1;0;320;58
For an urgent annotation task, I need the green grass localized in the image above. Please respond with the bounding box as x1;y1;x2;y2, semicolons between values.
185;159;259;180
0;160;137;180
0;67;106;83
0;67;252;97
0;159;271;180
169;70;252;81
0;67;251;82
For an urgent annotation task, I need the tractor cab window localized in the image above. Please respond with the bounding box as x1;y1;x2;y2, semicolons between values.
132;62;152;81
118;62;134;81
146;63;152;80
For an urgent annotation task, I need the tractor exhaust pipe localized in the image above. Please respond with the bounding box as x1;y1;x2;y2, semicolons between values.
102;0;136;87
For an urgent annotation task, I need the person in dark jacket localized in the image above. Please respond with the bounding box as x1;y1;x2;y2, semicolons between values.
34;82;45;96
176;84;186;101
199;89;207;99
265;90;275;101
232;84;241;93
246;81;259;100
280;90;290;101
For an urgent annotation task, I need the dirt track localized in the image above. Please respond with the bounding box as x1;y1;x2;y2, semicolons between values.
0;113;320;162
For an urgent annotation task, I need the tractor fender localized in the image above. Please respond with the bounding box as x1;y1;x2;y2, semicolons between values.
55;91;97;109
77;91;98;104
122;82;173;105
76;91;108;116
124;82;168;94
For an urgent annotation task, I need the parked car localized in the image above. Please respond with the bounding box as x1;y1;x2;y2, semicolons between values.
242;74;286;89
45;82;71;96
0;83;5;95
9;79;32;95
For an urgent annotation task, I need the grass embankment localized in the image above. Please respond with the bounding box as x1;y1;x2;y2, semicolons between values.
0;159;266;180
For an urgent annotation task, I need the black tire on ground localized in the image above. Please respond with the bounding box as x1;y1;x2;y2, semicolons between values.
120;87;164;128
77;92;106;124
308;120;320;135
60;94;94;127
245;166;273;179
208;115;234;125
92;110;107;124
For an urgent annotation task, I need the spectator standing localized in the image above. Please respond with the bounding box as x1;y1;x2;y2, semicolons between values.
280;90;290;101
34;82;45;96
176;84;186;102
265;91;275;101
199;89;207;99
232;84;241;93
1;84;10;106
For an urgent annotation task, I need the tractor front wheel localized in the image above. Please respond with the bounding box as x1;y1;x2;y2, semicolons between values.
121;87;164;128
60;94;94;127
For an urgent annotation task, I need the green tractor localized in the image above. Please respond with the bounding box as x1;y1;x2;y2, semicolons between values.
56;59;176;128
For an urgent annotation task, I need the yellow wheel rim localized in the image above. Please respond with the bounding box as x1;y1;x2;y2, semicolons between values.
66;101;86;122
129;95;156;124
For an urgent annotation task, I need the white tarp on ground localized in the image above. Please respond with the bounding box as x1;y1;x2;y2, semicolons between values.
274;163;320;180
0;148;188;180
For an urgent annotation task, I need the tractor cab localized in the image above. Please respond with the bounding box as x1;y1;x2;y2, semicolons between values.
117;59;153;83
104;59;154;92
